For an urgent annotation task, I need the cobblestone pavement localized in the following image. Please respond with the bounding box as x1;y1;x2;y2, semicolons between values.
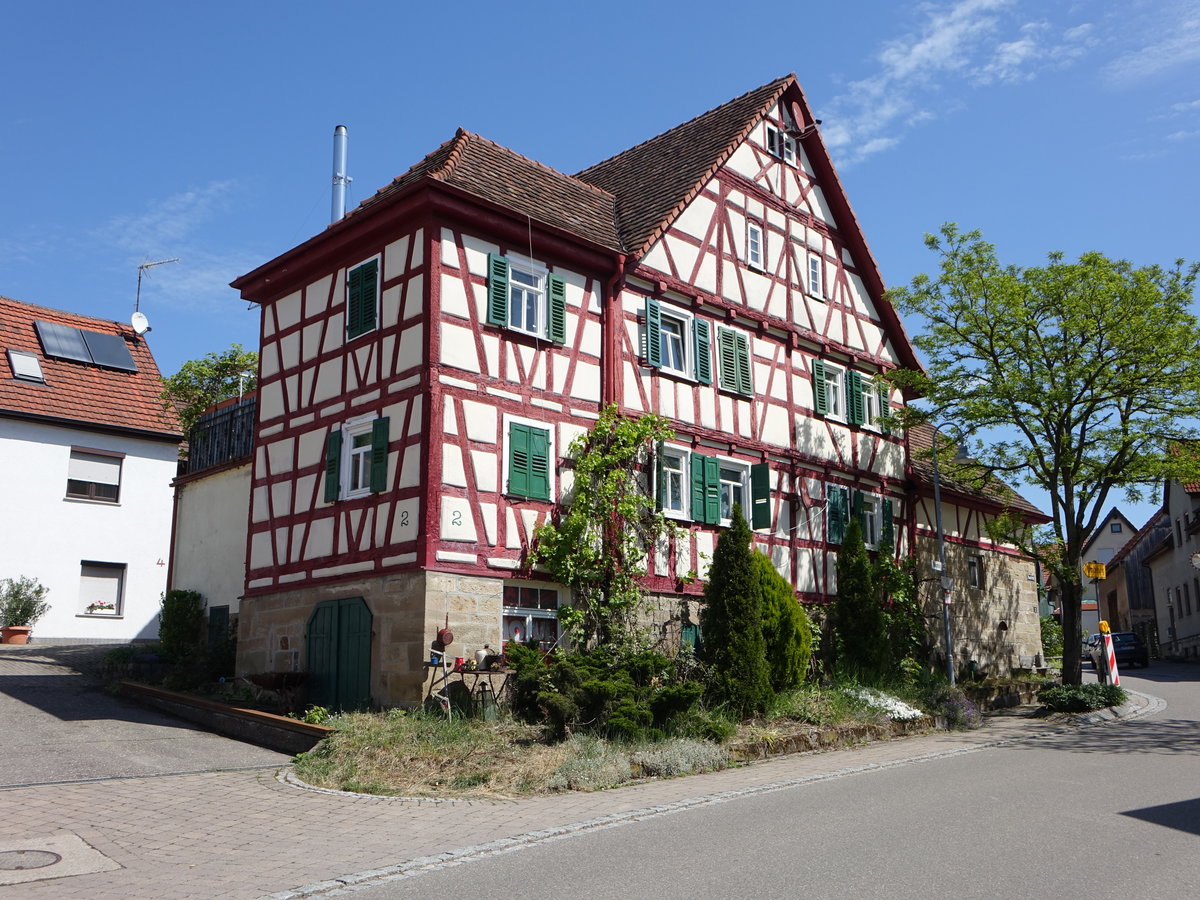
0;649;1156;900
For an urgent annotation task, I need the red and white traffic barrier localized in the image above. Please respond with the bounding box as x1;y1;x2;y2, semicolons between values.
1102;632;1120;686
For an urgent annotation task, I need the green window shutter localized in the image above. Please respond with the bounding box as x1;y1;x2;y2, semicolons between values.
881;499;894;553
690;452;707;524
645;297;662;367
323;429;342;502
878;386;891;435
681;621;701;653
369;416;389;494
487;253;509;326
529;427;551;500
655;441;666;509
827;485;847;544
508;422;530;497
704;456;721;525
548;275;567;344
750;462;771;530
717;328;738;391
813;360;828;416
347;260;378;339
736;333;753;395
693;318;712;384
848;371;864;425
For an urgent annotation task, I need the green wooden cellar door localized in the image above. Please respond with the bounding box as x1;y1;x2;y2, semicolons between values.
306;596;373;711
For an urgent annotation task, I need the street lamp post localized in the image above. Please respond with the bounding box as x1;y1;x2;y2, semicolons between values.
930;427;957;686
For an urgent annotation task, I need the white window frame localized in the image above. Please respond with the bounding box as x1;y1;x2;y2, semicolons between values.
808;253;824;299
746;221;764;270
506;256;548;339
823;364;845;421
718;459;751;525
502;583;560;652
968;556;983;589
659;306;693;378
79;561;125;616
765;124;796;164
66;447;123;503
341;415;376;500
861;378;880;430
659;445;690;521
860;494;881;549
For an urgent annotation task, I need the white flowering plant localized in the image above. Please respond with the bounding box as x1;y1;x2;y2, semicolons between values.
847;687;925;722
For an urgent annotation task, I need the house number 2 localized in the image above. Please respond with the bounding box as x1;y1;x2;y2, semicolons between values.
451;510;463;527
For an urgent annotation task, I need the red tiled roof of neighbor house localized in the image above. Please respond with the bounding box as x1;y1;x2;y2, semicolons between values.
0;295;182;440
907;423;1049;522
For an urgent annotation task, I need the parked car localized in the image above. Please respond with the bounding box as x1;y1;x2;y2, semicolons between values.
1083;633;1103;665
1089;631;1150;670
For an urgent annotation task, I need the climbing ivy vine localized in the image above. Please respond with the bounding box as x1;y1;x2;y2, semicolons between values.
530;405;675;649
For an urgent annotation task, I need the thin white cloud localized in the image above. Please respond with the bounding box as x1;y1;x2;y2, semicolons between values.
1171;98;1200;112
134;249;260;312
1103;0;1200;86
97;181;238;254
1165;129;1200;141
820;0;1096;166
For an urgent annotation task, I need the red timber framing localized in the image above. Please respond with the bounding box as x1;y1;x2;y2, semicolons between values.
230;75;943;614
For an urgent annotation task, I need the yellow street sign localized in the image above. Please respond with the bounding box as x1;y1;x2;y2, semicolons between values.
1084;562;1107;580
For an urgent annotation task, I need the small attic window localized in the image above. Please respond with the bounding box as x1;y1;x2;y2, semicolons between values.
765;124;796;164
7;349;44;382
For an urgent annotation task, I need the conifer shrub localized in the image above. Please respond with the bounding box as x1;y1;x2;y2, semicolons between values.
754;552;812;692
829;520;889;682
699;506;773;716
158;589;206;663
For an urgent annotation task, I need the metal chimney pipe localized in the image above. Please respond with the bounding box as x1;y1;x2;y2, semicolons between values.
331;125;350;223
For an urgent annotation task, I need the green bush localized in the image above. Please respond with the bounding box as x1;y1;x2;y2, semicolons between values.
1040;615;1064;657
700;506;772;716
158;589;206;662
1038;683;1127;712
506;645;706;742
0;575;50;627
755;552;812;692
829;520;889;681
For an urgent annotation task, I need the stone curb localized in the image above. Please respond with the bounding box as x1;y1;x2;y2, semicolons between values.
1074;688;1163;725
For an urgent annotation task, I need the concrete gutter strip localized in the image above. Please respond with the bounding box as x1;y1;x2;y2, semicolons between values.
119;681;333;754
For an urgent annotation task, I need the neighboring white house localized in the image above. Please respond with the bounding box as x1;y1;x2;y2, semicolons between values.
1146;477;1200;660
0;295;182;641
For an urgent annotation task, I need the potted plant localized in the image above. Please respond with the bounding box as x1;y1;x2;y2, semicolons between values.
1;576;50;644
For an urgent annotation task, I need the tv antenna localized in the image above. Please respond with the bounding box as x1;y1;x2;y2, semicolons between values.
135;258;180;312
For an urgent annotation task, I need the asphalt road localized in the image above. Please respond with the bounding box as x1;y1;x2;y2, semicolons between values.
339;665;1200;900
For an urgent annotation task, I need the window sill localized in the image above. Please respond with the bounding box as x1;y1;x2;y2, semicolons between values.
63;497;121;506
77;613;124;619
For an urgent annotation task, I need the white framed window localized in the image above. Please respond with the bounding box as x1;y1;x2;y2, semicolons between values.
860;495;880;548
860;377;881;429
746;221;764;270
7;349;43;382
822;364;845;419
765;124;796;164
80;561;125;616
808;253;824;299
508;261;546;338
719;461;750;524
660;308;691;377
968;556;983;589
343;418;375;499
658;447;689;519
66;447;122;503
502;584;560;652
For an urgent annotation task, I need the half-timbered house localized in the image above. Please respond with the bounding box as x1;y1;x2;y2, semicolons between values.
229;76;946;708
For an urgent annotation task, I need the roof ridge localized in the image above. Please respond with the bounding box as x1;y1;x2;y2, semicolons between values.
577;75;793;177
0;295;127;330
428;128;470;181
453;130;617;200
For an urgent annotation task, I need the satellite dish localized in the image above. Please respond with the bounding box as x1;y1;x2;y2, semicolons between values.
131;311;151;335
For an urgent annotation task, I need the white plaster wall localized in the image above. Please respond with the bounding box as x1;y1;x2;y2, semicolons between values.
171;463;251;614
0;419;178;641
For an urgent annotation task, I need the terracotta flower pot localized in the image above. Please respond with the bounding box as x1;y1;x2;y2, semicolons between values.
1;625;33;644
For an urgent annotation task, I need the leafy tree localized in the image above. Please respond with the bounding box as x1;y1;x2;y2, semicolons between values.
700;505;772;716
890;225;1200;684
877;556;926;671
161;343;258;434
754;552;812;692
531;405;675;648
830;519;889;682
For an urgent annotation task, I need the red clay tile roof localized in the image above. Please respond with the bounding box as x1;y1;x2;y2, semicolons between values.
353;130;622;252
907;423;1048;522
0;295;182;440
576;77;792;256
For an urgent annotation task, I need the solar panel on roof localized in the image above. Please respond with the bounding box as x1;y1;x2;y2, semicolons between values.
35;320;92;364
82;330;137;372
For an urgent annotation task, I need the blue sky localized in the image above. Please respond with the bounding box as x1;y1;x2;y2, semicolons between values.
3;0;1197;528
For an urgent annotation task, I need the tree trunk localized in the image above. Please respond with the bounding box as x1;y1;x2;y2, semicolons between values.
1059;579;1083;685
